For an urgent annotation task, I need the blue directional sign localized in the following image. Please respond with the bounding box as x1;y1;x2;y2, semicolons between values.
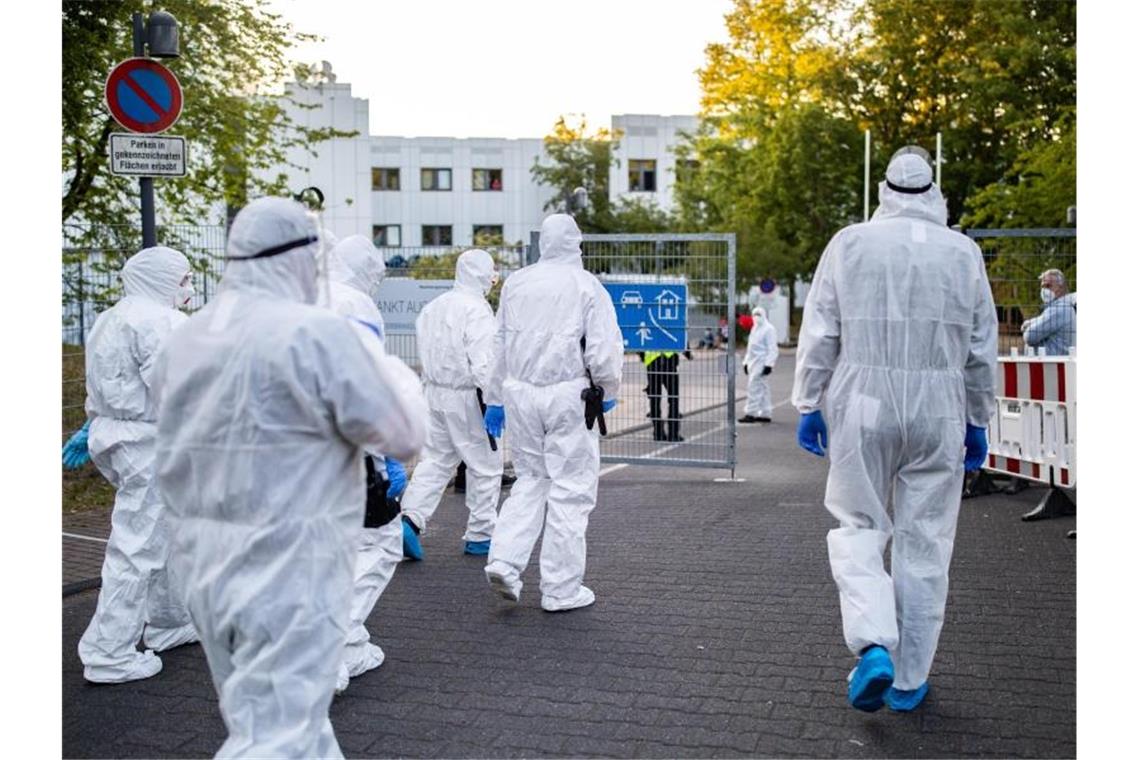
604;283;688;351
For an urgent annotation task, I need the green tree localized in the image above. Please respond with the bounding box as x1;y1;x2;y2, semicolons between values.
962;110;1075;228
531;115;619;233
677;0;1076;292
62;0;351;233
531;115;676;234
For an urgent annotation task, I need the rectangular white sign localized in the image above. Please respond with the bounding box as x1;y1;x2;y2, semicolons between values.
375;278;453;332
108;133;187;177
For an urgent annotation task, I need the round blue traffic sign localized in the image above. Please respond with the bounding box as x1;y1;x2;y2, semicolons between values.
105;58;183;134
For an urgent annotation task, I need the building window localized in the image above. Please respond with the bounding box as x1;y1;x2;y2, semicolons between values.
422;225;453;246
420;168;452;191
473;225;504;244
629;159;657;192
373;224;401;247
371;167;400;191
473;168;503;191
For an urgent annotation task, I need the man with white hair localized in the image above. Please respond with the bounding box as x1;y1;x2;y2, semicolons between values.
1022;267;1076;356
793;146;997;713
153;197;427;758
739;305;779;423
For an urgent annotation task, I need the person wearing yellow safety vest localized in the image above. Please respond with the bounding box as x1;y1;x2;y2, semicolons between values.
640;348;692;442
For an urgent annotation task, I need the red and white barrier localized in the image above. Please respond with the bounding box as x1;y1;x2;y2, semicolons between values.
985;348;1076;489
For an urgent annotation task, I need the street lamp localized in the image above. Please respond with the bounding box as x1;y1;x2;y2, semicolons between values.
145;11;181;58
564;186;588;217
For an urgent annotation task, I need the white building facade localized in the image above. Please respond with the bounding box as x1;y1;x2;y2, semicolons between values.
274;67;695;248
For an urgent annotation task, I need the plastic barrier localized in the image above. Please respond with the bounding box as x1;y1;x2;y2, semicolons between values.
981;347;1076;520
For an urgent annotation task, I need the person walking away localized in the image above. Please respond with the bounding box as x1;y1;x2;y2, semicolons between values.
77;245;199;684
792;147;997;713
398;248;504;560
739;305;779;423
481;214;623;612
153;197;427;758
320;233;410;693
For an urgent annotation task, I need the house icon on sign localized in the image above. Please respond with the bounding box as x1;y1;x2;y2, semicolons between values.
656;290;681;321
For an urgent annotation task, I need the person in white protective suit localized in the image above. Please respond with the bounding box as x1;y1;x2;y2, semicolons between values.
739;305;779;423
318;234;409;695
77;246;199;684
792;147;997;713
481;214;624;612
399;248;504;560
152;197;428;759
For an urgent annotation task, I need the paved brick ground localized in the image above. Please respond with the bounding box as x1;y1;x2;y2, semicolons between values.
62;361;1076;758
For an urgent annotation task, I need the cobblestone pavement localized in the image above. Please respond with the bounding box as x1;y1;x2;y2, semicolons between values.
62;361;1076;758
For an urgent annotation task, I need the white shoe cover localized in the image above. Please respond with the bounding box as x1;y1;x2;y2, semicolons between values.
143;622;199;652
335;663;350;695
345;642;385;678
485;567;521;603
541;585;595;612
84;650;163;684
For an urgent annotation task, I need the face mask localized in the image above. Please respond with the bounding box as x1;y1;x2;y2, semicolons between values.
175;284;195;308
1040;288;1055;304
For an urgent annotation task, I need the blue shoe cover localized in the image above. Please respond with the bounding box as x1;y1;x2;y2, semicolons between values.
886;682;929;712
847;645;894;712
402;517;423;561
464;540;491;556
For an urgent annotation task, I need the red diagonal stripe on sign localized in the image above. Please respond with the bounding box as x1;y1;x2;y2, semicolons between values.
123;72;168;121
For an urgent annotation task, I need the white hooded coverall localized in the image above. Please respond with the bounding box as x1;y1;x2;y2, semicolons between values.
483;215;624;610
78;245;198;684
792;154;998;690
153;198;427;759
320;234;403;690
401;248;503;543
743;308;779;417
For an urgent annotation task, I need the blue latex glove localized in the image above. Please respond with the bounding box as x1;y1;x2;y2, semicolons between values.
385;458;407;498
797;411;828;457
602;398;617;413
62;420;91;470
484;405;505;438
964;424;988;472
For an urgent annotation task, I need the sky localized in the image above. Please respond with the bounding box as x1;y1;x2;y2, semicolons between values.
264;0;733;139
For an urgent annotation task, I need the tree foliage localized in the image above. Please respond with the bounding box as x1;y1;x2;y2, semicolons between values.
679;0;1076;288
531;115;675;234
62;0;352;235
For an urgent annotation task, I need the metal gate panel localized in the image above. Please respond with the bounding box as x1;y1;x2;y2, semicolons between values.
578;233;737;471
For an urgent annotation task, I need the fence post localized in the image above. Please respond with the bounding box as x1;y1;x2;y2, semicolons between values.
726;234;737;477
527;230;540;265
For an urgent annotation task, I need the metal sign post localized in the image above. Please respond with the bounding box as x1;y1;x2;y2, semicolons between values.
104;12;182;248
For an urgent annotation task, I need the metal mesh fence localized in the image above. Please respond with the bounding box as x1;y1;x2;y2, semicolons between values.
967;229;1077;357
378;245;529;370
61;223;227;440
580;234;737;471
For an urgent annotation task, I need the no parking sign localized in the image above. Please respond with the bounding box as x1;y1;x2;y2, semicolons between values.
104;58;183;134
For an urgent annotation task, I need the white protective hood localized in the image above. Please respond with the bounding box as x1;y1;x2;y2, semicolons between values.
872;153;948;227
330;234;387;301
220;197;320;305
455;248;497;295
538;214;584;265
121;246;190;307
